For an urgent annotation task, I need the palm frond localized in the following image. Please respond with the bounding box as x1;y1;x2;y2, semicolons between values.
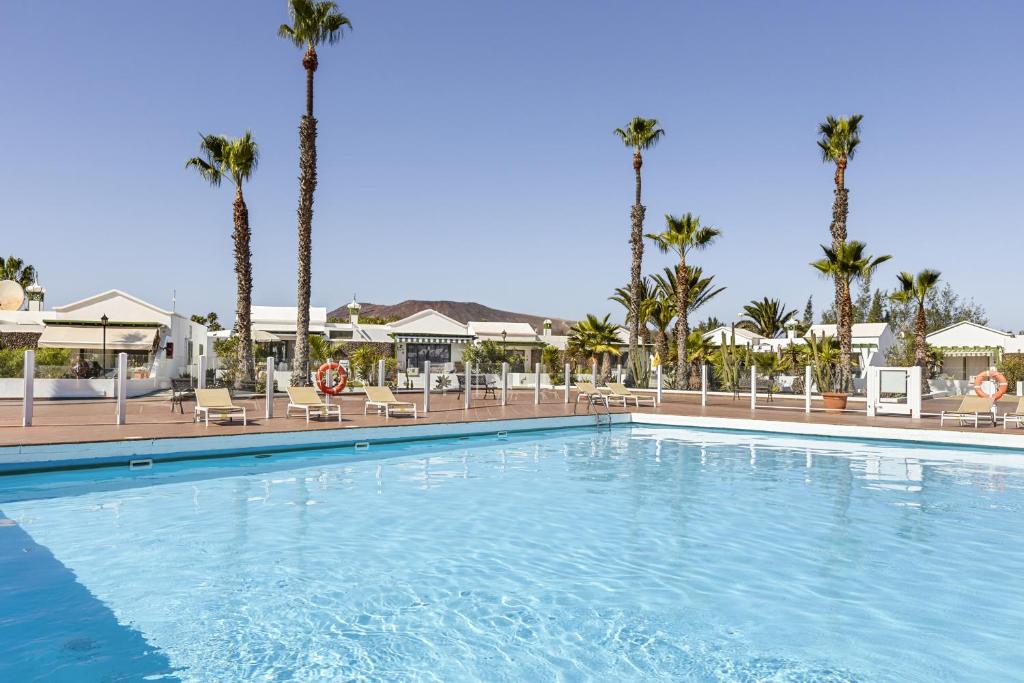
280;0;351;48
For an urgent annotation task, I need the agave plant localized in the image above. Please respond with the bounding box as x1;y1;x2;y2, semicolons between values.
802;332;842;394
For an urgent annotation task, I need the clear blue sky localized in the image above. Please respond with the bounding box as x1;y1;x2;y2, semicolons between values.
2;1;1021;328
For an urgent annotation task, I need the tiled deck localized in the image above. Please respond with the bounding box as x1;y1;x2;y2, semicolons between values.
1;389;1022;449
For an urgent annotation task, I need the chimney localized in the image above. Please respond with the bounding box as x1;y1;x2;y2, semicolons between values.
543;319;552;338
26;278;45;312
785;317;798;341
347;295;360;326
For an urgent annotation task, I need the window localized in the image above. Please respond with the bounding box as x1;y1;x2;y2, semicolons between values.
406;343;450;369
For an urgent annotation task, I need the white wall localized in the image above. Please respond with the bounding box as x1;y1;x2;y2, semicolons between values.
0;377;165;399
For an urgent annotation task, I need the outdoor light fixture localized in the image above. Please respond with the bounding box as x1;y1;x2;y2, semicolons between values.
100;314;109;376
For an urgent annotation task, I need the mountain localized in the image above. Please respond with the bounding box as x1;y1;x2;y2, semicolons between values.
327;300;575;335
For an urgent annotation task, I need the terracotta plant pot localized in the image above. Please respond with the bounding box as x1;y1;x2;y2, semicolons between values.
821;392;848;412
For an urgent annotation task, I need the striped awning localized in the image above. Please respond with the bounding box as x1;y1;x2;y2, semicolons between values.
394;335;471;344
37;325;160;351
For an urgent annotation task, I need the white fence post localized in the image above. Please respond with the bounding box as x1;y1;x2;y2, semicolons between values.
908;365;923;419
1018;380;1023;396
22;350;34;427
700;363;708;407
377;359;385;388
616;363;622;383
591;359;598;385
750;366;757;411
464;362;472;409
423;360;431;413
534;362;541;405
265;356;275;418
501;362;509;406
564;362;571;404
656;364;663;405
198;354;207;389
804;365;812;413
116;352;128;425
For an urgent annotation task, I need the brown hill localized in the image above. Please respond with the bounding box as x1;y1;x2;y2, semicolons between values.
328;300;574;335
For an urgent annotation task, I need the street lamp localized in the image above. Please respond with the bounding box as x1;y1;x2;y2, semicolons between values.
501;329;507;351
100;314;109;376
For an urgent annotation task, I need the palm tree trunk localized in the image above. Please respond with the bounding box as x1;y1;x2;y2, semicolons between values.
914;302;927;370
232;187;255;388
830;163;851;390
625;152;645;385
601;352;612;383
292;60;319;387
837;277;853;392
655;330;669;369
674;257;689;389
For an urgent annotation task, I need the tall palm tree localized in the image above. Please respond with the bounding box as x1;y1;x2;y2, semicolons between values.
567;314;622;383
738;297;797;338
0;256;36;288
186;132;260;388
279;0;352;385
646;213;721;388
818;114;863;388
613;116;664;382
811;241;891;392
818;114;863;248
890;269;942;377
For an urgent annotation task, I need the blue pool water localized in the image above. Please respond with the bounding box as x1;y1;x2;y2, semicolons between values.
1;425;1023;682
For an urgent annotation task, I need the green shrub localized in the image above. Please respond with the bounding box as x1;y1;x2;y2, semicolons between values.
998;355;1024;393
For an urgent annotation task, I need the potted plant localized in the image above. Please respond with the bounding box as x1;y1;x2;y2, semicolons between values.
805;332;846;410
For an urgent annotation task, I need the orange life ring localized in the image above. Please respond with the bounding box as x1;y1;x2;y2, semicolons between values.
973;369;1008;400
316;362;348;396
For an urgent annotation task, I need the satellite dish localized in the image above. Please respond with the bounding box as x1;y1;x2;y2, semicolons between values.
0;281;26;311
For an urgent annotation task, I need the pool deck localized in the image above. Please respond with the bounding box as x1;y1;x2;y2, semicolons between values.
1;389;1022;451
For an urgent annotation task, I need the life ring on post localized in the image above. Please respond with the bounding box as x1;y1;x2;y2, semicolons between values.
316;362;348;396
973;368;1008;400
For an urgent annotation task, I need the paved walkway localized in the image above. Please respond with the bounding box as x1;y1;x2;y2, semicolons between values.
0;390;1021;448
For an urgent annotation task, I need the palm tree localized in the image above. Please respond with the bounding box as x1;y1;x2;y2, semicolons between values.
646;213;721;388
643;295;674;368
811;241;891;392
279;0;352;385
890;269;942;377
651;265;726;320
186;132;260;388
568;314;622;383
818;114;863;248
738;297;797;338
610;276;656;345
818;114;863;384
685;329;715;389
613;116;664;382
0;256;36;288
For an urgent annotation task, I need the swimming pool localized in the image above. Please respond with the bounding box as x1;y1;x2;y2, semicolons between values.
1;425;1022;681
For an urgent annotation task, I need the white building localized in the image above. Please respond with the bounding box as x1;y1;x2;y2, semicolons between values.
703;322;896;373
926;321;1024;380
0;288;207;394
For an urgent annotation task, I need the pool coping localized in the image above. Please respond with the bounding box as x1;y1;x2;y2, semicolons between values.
629;413;1024;452
0;413;631;474
3;410;1024;474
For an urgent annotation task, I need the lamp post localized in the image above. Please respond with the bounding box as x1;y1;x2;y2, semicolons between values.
100;314;109;376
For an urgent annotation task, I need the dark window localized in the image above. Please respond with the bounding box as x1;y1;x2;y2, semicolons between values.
406;343;451;369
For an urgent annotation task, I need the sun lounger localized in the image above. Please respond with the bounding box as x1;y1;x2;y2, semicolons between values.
194;388;247;426
574;381;610;411
939;395;995;428
363;386;418;418
606;382;656;408
1002;397;1024;429
287;386;342;423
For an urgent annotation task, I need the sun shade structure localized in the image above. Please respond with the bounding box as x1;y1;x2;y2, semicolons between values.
36;325;160;351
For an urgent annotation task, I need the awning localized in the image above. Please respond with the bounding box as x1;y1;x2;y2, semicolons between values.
37;325;160;351
253;330;282;343
394;335;472;344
